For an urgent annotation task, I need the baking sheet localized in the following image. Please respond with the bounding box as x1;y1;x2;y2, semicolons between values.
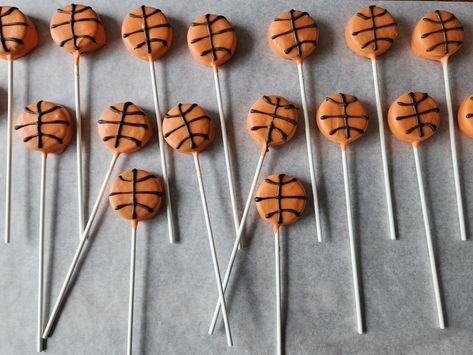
0;0;473;354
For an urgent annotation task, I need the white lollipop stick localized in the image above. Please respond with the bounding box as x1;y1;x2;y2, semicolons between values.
37;153;47;352
412;145;445;329
42;153;120;339
149;60;175;243
274;228;282;355
127;222;138;355
209;153;265;334
212;68;240;239
297;62;322;242
193;153;232;347
4;59;13;244
74;58;85;238
341;147;364;334
442;60;466;241
371;58;396;240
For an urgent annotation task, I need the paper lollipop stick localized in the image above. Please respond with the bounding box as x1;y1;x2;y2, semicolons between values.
0;6;38;243
412;10;465;241
209;95;298;334
14;101;73;351
316;93;368;333
268;9;322;242
108;169;164;355
163;103;232;346
187;14;240;241
388;92;445;328
121;6;175;243
50;3;106;237
345;5;399;239
255;174;307;355
42;102;152;339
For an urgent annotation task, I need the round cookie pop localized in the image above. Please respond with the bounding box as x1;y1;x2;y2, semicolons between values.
247;95;298;154
387;92;445;329
42;102;153;340
121;6;175;243
15;100;72;352
187;14;236;68
387;92;440;147
0;6;38;60
50;4;105;57
412;10;463;63
15;101;73;154
254;173;306;355
268;10;318;63
187;14;239;247
163;102;232;346
345;5;398;240
345;5;398;60
98;102;152;154
268;10;322;241
0;6;38;244
458;95;473;139
50;3;107;239
163;103;216;154
108;168;164;354
122;6;172;61
255;174;306;231
316;92;368;334
207;95;299;335
411;11;466;241
316;93;369;150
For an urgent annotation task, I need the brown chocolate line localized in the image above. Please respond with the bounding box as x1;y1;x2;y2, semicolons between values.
321;94;368;139
51;4;102;50
14;101;69;149
422;10;464;54
0;6;28;52
255;174;306;224
395;92;439;137
190;14;234;60
249;96;297;152
98;102;149;148
352;6;397;51
123;6;171;53
272;9;317;57
164;103;210;149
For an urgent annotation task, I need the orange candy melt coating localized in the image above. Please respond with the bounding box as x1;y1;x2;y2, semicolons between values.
122;6;173;61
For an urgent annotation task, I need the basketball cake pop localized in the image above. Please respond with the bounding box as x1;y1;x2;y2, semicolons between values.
208;95;298;335
163;103;232;346
109;169;164;354
388;92;444;329
412;10;466;241
345;5;398;239
50;3;106;239
255;173;306;355
187;14;240;247
187;14;236;68
268;10;322;241
388;92;440;146
43;102;153;340
316;93;368;334
458;95;473;139
121;6;175;243
15;100;73;352
0;6;38;244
